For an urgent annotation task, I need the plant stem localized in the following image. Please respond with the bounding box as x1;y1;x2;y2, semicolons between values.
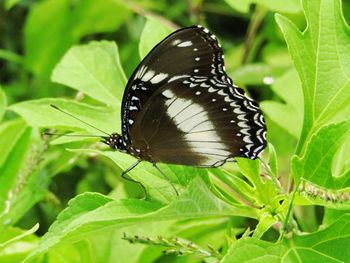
281;181;300;238
241;6;267;65
0;49;23;64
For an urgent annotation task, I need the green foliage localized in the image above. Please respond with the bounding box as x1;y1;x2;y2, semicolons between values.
260;69;303;138
51;41;127;106
276;0;350;154
293;121;350;189
0;0;350;262
139;17;173;59
222;214;350;262
0;87;6;122
225;0;301;13
24;0;130;78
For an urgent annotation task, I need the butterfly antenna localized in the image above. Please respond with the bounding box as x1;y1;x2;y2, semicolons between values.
43;132;104;138
152;163;179;196
50;104;110;136
120;160;148;199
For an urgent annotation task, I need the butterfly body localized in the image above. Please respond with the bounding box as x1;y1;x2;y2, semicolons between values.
103;25;267;167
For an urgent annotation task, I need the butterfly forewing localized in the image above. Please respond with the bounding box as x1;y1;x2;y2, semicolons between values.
121;25;267;167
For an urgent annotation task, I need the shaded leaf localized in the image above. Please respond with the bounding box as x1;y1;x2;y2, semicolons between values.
24;0;130;78
0;87;6;122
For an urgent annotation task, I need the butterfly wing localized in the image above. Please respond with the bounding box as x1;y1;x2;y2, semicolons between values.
122;26;266;167
121;26;229;143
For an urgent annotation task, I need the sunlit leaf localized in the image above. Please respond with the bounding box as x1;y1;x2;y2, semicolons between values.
276;0;350;152
139;16;173;60
0;225;39;262
225;0;301;14
292;120;350;189
222;214;350;262
24;178;257;262
9;98;119;135
52;41;127;106
261;69;303;138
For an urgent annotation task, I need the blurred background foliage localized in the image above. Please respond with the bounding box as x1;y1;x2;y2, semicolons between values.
1;0;350;262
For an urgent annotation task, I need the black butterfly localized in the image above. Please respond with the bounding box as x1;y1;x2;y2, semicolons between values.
102;25;267;168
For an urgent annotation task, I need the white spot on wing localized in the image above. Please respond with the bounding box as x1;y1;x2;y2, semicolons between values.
168;75;189;82
141;70;155;82
178;41;193;47
150;73;168;84
165;97;230;165
172;39;181;46
162;89;175;99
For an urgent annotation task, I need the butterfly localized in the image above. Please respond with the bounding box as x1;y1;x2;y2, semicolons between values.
101;25;267;168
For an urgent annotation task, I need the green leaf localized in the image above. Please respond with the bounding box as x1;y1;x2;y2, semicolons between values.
0;124;32;225
230;63;286;86
24;177;256;262
0;87;6;122
224;0;301;14
260;68;303;138
236;158;279;207
276;0;350;152
24;0;130;78
332;133;350;178
9;98;119;135
71;148;209;204
4;0;22;10
0;225;39;262
252;212;278;239
222;214;350;262
323;209;350;226
0;125;31;198
0;120;26;168
139;16;173;60
0;121;52;226
73;149;180;203
292;120;350;189
267;143;278;177
52;41;126;106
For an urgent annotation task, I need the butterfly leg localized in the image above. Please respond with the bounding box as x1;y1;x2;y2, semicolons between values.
152;163;179;196
120;159;148;199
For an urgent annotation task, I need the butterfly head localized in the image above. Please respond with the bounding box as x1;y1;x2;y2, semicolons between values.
102;133;128;152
